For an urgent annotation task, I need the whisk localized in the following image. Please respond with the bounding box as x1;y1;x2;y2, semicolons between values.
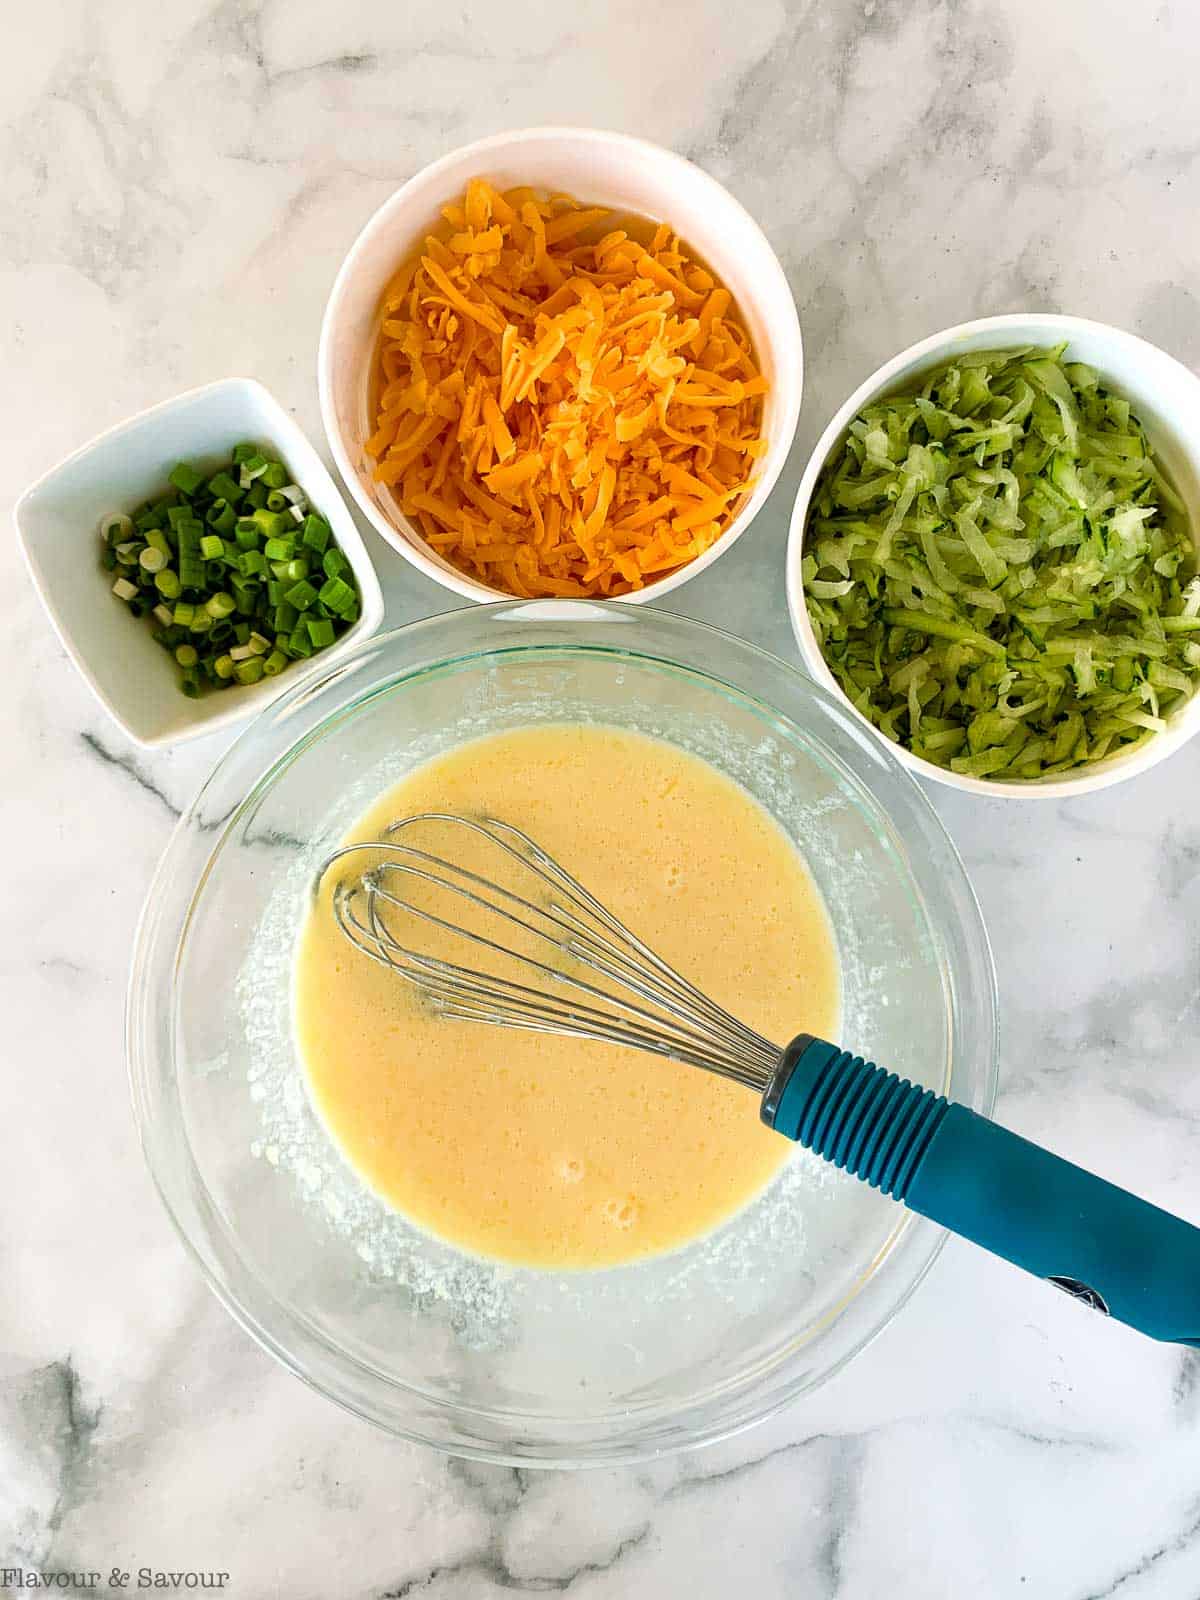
319;812;1200;1347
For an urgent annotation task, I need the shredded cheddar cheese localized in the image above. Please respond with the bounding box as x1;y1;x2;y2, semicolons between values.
366;180;767;597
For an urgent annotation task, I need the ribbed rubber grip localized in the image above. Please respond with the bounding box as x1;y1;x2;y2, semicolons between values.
761;1035;1200;1346
762;1036;948;1201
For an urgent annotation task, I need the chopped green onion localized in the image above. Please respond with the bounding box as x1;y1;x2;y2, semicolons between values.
99;447;359;697
253;510;290;541
318;575;355;612
206;500;237;535
302;514;331;553
207;471;242;503
99;512;134;542
169;462;204;495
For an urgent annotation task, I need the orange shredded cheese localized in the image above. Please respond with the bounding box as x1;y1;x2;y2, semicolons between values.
366;179;767;597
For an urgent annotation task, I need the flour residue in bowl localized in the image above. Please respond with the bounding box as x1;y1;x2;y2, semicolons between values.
293;724;839;1270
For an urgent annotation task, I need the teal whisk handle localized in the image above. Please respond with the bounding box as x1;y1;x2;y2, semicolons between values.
762;1036;1200;1347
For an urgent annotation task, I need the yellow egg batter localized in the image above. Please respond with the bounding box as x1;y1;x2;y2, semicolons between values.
295;724;839;1269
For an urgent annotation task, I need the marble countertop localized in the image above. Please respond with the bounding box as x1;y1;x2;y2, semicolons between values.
4;0;1199;1594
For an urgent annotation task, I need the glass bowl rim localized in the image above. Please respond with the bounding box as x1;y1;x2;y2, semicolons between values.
127;600;999;1466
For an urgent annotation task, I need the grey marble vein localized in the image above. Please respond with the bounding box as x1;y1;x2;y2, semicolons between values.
0;1360;99;1574
380;1523;656;1599
3;0;1200;1596
79;732;182;820
1079;1503;1200;1600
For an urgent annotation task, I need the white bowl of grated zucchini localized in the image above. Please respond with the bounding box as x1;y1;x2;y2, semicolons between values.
787;314;1200;798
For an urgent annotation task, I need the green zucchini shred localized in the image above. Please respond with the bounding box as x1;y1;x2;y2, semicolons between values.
803;344;1199;780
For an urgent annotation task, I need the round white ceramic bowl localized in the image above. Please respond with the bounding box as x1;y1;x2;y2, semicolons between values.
787;314;1200;799
319;126;803;604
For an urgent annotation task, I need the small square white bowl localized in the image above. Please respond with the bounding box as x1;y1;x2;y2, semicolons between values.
15;378;384;748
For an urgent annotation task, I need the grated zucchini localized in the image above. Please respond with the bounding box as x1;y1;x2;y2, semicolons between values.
803;345;1199;780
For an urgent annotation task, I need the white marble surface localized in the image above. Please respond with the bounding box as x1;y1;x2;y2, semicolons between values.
3;1;1200;1594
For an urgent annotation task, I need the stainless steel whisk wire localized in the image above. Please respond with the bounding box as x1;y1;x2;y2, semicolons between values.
319;812;780;1092
314;814;1200;1351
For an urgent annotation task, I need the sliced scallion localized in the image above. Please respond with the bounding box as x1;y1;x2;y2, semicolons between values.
100;446;360;697
99;512;134;542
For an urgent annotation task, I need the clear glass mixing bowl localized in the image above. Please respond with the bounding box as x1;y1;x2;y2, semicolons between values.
128;602;997;1465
